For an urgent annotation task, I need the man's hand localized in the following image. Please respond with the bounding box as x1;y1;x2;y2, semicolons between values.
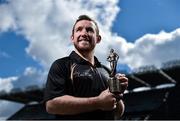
97;89;117;111
115;73;128;94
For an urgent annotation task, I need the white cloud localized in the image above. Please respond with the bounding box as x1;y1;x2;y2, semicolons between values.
0;77;17;92
0;67;46;92
125;29;180;68
0;0;120;70
12;67;47;89
0;3;17;32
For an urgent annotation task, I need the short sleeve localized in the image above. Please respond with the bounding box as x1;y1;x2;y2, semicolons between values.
43;59;68;102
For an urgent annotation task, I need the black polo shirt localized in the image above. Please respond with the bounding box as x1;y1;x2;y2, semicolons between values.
44;51;114;119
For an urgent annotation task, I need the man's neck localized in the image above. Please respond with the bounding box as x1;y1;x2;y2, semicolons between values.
75;50;95;65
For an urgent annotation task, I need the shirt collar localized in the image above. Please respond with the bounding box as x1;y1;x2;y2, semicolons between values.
69;51;101;67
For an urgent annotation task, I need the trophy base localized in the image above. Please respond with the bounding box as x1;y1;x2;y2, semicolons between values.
108;77;121;94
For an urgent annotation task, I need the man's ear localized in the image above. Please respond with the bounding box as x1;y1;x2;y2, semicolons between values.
96;35;101;43
71;35;74;42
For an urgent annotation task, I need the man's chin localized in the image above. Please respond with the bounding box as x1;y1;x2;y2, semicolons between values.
78;49;91;53
75;47;93;53
74;44;95;53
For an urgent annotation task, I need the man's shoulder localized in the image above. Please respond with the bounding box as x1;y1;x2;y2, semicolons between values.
49;56;72;74
53;51;76;64
56;56;71;62
53;56;72;65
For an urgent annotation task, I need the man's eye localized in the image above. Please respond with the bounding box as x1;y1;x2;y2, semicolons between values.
76;27;82;32
87;28;94;32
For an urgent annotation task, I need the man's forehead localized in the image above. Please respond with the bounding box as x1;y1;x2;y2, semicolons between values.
75;20;96;28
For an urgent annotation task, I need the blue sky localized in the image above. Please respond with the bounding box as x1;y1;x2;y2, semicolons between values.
0;32;41;77
113;0;180;41
0;0;180;119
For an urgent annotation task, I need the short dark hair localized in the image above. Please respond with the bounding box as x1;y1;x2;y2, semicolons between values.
72;15;99;36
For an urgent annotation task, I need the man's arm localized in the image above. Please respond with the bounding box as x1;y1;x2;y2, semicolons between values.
46;89;117;115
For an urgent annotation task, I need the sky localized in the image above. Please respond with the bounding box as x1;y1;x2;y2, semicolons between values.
0;0;180;119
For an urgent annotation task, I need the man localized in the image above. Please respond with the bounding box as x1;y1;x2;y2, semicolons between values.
44;15;128;120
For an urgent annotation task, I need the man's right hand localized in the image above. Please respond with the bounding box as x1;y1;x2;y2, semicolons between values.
97;89;117;111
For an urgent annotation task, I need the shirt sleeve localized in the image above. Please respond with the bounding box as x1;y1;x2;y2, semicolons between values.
43;60;68;102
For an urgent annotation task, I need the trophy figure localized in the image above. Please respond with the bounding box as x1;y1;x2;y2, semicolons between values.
107;49;121;94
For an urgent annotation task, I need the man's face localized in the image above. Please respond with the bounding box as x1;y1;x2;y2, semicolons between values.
71;20;101;53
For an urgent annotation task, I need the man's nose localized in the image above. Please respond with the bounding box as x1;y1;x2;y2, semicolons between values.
81;29;88;35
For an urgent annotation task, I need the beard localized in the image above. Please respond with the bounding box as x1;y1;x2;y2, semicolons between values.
74;40;95;53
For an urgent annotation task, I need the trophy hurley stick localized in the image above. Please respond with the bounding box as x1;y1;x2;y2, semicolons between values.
107;49;122;120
